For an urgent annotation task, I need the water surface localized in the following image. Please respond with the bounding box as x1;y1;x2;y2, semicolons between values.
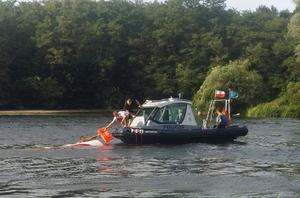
0;115;299;197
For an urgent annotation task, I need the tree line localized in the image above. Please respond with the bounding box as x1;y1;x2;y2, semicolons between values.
0;0;299;117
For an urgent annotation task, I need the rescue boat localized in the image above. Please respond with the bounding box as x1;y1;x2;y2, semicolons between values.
111;97;248;144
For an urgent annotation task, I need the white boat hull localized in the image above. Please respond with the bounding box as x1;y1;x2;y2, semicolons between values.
63;139;103;147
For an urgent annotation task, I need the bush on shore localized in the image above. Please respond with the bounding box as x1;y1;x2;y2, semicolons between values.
193;60;264;112
247;82;300;118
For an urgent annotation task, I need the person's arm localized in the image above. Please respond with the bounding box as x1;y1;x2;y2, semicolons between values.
216;115;221;125
105;117;117;129
135;99;141;107
123;101;128;110
121;116;127;127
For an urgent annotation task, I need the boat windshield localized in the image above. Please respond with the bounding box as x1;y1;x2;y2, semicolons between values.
152;103;187;124
136;107;155;120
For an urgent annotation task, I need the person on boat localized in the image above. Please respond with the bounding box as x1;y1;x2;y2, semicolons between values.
176;108;184;123
123;98;141;126
221;107;231;125
77;111;125;143
215;108;228;128
105;110;128;129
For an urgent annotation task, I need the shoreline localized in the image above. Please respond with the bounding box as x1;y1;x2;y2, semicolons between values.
0;109;113;116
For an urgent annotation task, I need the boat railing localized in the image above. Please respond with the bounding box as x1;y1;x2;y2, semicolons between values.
204;99;231;129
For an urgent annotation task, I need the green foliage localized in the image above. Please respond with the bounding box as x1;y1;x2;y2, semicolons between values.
193;60;263;111
288;6;300;82
288;12;300;64
294;0;300;6
0;0;16;107
247;82;300;118
14;76;64;108
288;13;300;40
247;3;300;118
0;0;297;112
176;64;201;99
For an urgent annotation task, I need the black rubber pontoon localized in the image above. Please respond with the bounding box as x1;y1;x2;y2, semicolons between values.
112;126;248;145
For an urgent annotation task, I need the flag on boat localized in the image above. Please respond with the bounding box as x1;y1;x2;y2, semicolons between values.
214;90;226;99
229;90;239;99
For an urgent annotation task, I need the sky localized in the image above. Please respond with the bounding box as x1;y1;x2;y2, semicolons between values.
226;0;296;11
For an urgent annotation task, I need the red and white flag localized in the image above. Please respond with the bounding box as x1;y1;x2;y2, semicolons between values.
215;90;225;99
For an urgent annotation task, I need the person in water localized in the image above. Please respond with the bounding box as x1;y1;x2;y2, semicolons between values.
215;108;228;128
123;98;141;126
79;135;98;142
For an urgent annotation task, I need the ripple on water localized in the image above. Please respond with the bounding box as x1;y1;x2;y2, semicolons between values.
0;117;299;197
0;181;29;197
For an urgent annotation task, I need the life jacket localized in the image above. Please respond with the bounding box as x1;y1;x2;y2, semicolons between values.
97;128;113;143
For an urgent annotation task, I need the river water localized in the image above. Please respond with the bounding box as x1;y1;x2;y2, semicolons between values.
0;115;299;197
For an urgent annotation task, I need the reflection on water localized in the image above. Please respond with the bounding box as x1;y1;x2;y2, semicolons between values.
0;116;299;197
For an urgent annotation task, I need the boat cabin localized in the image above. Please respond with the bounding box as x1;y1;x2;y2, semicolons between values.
130;98;198;128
